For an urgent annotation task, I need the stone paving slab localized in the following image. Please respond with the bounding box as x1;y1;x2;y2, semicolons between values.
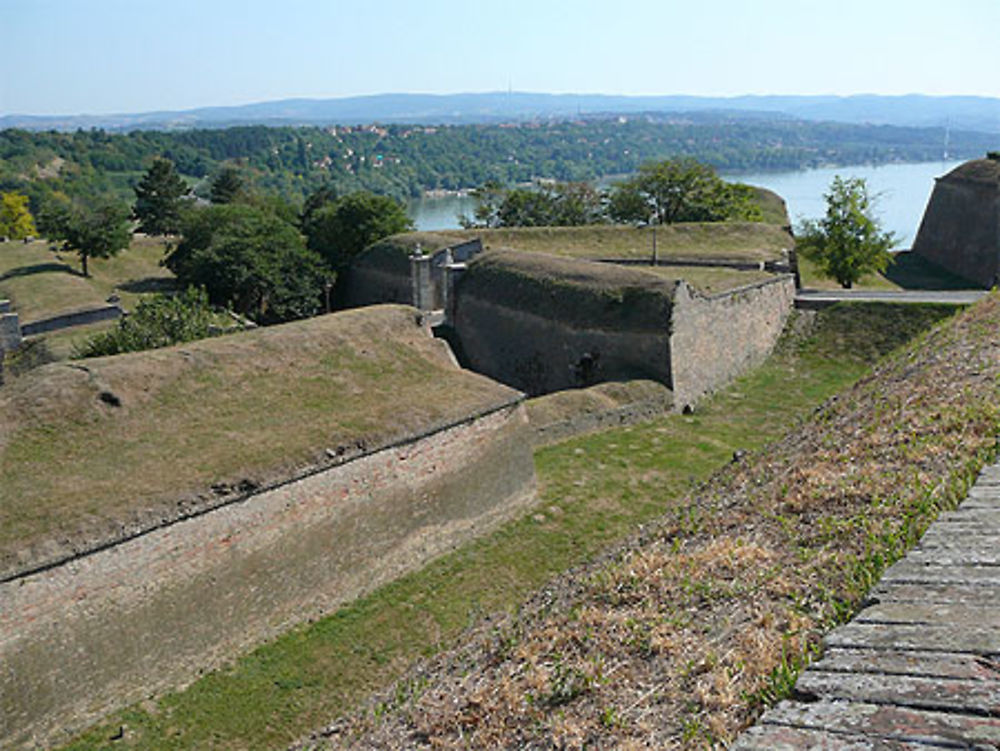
740;699;1000;749
733;461;1000;749
854;601;1000;627
796;671;1000;715
916;530;1000;546
880;562;1000;586
735;724;944;750
872;581;1000;604
825;622;1000;654
812;647;1000;681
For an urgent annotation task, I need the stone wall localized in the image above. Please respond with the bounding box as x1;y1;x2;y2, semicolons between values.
19;303;123;337
0;401;536;749
669;275;797;409
452;297;672;395
911;159;1000;287
0;311;21;350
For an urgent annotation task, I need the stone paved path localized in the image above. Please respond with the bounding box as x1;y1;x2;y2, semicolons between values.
795;289;987;310
734;462;1000;750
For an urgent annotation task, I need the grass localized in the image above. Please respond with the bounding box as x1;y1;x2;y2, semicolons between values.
643;265;778;294
0;235;174;322
0;306;515;575
798;250;979;291
434;223;793;263
56;302;960;751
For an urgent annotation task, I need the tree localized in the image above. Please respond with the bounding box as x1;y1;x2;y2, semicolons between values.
303;191;412;272
209;166;246;204
608;157;761;225
133;157;189;235
166;204;325;324
0;191;38;239
462;181;606;228
54;198;132;277
796;176;896;289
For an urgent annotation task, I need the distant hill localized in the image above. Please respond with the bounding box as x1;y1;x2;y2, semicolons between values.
3;93;1000;133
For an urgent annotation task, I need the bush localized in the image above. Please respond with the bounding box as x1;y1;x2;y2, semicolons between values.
76;287;217;357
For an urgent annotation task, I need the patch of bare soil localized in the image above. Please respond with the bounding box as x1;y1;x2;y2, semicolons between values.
299;295;1000;750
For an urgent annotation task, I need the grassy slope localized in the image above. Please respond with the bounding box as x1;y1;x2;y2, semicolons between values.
0;306;515;576
324;298;1000;749
59;302;961;751
0;236;174;322
375;224;793;295
457;223;792;263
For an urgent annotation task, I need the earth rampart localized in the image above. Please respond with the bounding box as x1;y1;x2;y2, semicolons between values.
0;306;537;749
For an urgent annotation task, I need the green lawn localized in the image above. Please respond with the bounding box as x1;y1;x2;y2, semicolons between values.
0;235;175;322
798;250;979;291
58;302;960;751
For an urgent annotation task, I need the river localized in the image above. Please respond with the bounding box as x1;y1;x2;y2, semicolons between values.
407;160;965;249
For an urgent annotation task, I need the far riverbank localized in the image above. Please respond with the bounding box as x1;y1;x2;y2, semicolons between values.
408;160;964;248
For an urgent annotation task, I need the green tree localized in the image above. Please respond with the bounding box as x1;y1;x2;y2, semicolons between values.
0;191;38;239
76;287;217;357
608;157;761;225
463;181;606;228
209;166;246;204
133;157;189;235
303;191;413;272
53;198;132;277
796;176;896;289
167;204;325;323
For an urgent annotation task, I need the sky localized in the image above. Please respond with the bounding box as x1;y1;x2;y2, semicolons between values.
3;0;999;116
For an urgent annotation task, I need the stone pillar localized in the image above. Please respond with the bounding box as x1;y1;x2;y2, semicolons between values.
0;312;22;351
410;253;434;311
443;263;467;325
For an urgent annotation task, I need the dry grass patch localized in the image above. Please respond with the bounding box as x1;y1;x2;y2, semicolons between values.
311;296;1000;750
420;223;793;263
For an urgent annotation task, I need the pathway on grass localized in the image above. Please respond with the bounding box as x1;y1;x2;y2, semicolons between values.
734;461;1000;750
796;288;987;309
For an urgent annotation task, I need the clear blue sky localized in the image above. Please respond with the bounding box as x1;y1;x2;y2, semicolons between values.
3;0;998;116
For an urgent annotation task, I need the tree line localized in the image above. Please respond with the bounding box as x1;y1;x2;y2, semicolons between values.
2;115;993;212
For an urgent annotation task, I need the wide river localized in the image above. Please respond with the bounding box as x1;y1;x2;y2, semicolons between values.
407;160;965;249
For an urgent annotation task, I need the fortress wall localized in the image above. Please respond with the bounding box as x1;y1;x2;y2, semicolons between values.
1;401;536;749
911;178;1000;287
452;296;671;395
342;262;413;308
20;303;123;337
669;275;796;409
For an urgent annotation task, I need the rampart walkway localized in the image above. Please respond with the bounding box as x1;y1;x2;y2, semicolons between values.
735;461;1000;749
795;289;987;309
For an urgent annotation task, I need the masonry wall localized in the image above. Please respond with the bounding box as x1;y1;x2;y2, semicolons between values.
452;296;672;396
0;401;536;749
669;275;796;409
911;177;1000;287
20;303;123;337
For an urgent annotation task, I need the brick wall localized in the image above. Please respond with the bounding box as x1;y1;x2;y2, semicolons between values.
0;401;536;749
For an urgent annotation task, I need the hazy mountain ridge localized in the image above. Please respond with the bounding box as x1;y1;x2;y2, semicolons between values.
4;93;1000;133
